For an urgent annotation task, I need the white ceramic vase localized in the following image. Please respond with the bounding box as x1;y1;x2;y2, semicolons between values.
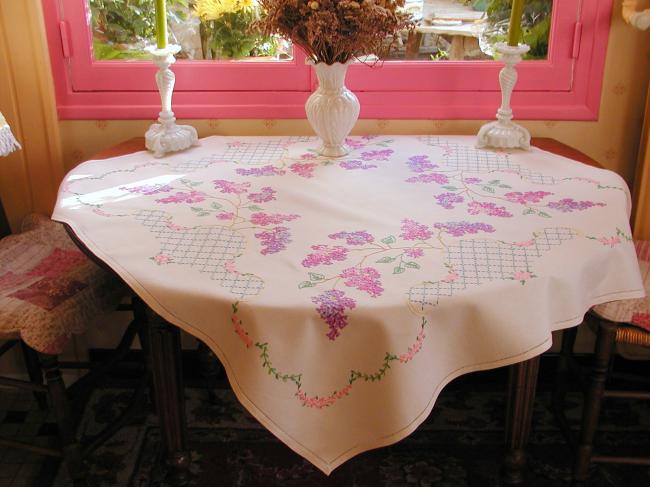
306;61;360;158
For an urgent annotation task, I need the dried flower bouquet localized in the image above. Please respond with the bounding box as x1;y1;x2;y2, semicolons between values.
256;0;414;64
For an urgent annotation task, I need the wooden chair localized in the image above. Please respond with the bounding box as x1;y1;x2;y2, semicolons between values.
554;240;650;486
0;202;148;484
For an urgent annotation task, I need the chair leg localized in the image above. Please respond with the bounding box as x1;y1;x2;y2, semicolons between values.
20;342;48;410
39;353;85;485
197;340;223;404
572;319;617;486
553;326;578;413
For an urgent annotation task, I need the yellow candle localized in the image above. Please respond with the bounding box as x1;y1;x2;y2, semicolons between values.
155;0;167;49
507;0;525;47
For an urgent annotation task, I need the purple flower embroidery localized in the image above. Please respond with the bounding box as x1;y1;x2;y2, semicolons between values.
329;230;374;246
433;221;496;237
121;184;172;195
404;248;424;258
407;155;437;173
250;212;299;226
247;187;276;203
340;267;384;297
467;201;513;218
289;162;317;178
360;149;393;161
547;198;606;213
213;180;251;194
400;219;433;241
311;290;356;340
302;245;349;268
340;160;377;170
435;192;464;209
156;191;207;204
235;166;285;177
504;191;553;205
406;173;449;184
255;226;292;255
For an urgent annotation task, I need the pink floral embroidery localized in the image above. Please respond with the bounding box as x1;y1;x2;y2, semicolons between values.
152;253;172;265
213;180;251;194
400;219;433;241
121;184;173;195
505;191;553;205
345;138;365;149
404;248;424;258
156;191;207;204
512;271;533;284
513;239;535;247
399;327;426;363
340;267;383;297
300;152;318;160
302;245;349;267
216;212;235;221
598;236;621;248
166;222;189;231
360;149;393;161
433;221;495;237
435;193;464;209
231;313;253;348
407;155;436;173
247;187;276;203
407;173;449;184
289;162;317;178
467;201;513;218
311;289;357;340
255;227;292;255
236;166;285;177
463;177;482;184
442;271;459;283
295;384;353;408
547;198;605;212
328;231;374;246
224;260;239;274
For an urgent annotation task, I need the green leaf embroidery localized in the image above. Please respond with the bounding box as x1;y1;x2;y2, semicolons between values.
538;211;552;218
523;208;535;215
376;256;396;263
404;261;420;269
393;266;405;274
308;272;325;281
442;185;458;191
482;186;496;193
298;281;315;289
248;205;263;211
381;236;396;245
211;202;223;210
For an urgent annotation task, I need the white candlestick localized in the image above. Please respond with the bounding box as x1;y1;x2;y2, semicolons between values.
145;45;198;158
476;43;531;151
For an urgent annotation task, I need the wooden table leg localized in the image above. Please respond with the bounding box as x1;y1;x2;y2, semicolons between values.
147;307;191;486
503;355;541;486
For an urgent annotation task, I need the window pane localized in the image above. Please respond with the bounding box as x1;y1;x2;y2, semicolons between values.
89;0;292;61
385;0;552;61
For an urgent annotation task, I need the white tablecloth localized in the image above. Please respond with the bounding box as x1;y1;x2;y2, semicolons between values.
53;135;644;473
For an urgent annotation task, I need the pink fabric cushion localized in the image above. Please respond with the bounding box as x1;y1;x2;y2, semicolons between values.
592;240;650;332
0;214;125;354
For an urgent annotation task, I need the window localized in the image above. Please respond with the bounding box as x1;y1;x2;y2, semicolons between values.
44;0;614;120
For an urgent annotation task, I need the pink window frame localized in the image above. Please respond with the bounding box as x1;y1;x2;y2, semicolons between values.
43;0;613;120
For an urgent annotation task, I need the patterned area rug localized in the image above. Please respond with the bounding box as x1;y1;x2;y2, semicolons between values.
55;382;650;487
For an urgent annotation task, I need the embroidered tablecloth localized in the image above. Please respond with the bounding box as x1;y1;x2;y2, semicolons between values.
52;135;644;473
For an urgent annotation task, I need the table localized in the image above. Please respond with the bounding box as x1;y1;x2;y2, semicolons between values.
53;136;644;485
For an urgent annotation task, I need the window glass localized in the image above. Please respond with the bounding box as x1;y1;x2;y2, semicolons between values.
386;0;552;61
88;0;293;61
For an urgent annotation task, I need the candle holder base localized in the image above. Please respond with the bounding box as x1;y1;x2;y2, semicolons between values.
146;116;198;159
146;45;199;158
476;120;530;150
476;43;531;151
